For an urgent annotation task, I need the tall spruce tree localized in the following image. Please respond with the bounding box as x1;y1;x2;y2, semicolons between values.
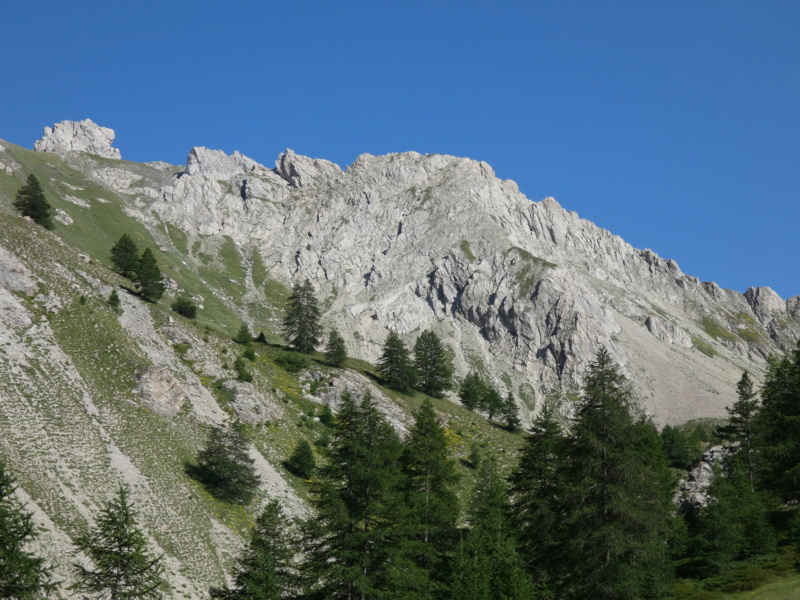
501;391;521;431
413;330;453;398
0;461;54;599
13;174;54;230
282;279;321;354
298;391;403;599
325;328;348;368
508;399;565;585
716;371;761;491
72;486;166;600
210;500;297;600
377;331;417;394
559;348;674;600
447;458;537;600
458;371;485;411
135;248;165;302
391;399;460;597
110;234;140;279
191;426;260;505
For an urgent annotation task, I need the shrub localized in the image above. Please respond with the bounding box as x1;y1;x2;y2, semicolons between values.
274;352;310;373
170;295;197;319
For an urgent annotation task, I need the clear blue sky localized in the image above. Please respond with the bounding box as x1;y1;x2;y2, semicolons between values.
3;2;798;298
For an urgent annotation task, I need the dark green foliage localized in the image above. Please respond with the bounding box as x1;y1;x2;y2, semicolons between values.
447;458;537;600
0;461;54;599
210;500;296;600
282;279;322;354
501;391;521;431
135;248;165;301
298;391;403;599
393;399;460;596
458;371;484;411
108;290;121;310
255;332;267;344
273;351;309;373
754;342;800;502
13;174;54;230
318;404;335;428
190;427;260;505
325;328;347;368
170;295;197;319
661;424;694;470
413;330;453;398
110;234;140;279
377;331;417;394
72;486;166;600
234;323;252;345
286;441;316;479
716;371;760;491
234;356;253;382
242;346;256;362
467;443;482;470
558;348;674;600
508;399;565;583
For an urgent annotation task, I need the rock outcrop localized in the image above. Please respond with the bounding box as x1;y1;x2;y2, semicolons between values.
34;119;121;159
133;365;186;417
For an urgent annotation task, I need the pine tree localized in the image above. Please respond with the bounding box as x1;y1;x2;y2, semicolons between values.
135;248;165;302
108;290;121;311
325;328;348;367
501;391;521;431
413;330;453;398
170;295;197;319
298;391;403;599
210;500;296;600
559;348;674;600
191;426;260;505
0;461;54;599
285;440;316;479
13;174;54;230
458;371;485;412
234;323;252;346
447;458;537;600
715;371;761;491
377;331;417;394
391;399;460;596
282;279;322;354
660;424;693;470
72;486;166;600
110;234;140;279
479;380;503;421
508;399;565;585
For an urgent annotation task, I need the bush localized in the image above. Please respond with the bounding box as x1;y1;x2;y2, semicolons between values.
243;346;256;362
285;441;316;479
274;352;310;373
318;404;335;427
234;356;253;382
170;295;197;319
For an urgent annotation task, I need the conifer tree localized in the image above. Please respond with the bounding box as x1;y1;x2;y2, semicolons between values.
377;331;417;394
0;461;54;599
210;500;296;600
458;371;485;411
501;391;521;431
480;382;503;422
234;323;252;345
108;290;121;311
286;440;316;479
170;295;197;319
559;348;674;600
413;330;453;398
447;458;537;600
135;248;165;302
391;399;460;596
715;371;761;491
298;391;402;599
72;486;166;600
13;174;54;230
282;279;321;354
110;234;140;279
325;328;347;367
191;426;260;505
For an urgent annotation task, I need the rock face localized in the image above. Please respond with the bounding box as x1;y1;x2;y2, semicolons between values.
133;365;186;417
34;119;121;159
677;444;734;510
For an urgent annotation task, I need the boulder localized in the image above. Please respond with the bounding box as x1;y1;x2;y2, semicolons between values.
34;119;121;159
133;365;186;417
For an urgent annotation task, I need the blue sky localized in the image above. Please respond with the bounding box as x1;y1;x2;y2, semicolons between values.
2;2;798;298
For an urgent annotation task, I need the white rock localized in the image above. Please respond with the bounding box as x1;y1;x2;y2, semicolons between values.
34;119;121;159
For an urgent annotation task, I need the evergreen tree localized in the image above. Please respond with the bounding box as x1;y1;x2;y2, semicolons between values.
391;399;460;597
72;486;166;600
480;382;503;421
210;500;296;600
282;279;321;354
508;399;565;585
559;348;674;600
0;461;54;599
660;424;693;470
191;426;260;505
110;234;140;279
108;290;121;311
170;295;197;319
377;331;417;394
755;343;800;502
234;323;252;345
234;356;253;382
447;458;537;600
715;371;761;491
13;174;54;230
325;328;348;368
413;330;453;398
318;404;335;428
285;440;316;479
298;391;403;599
458;371;485;412
501;391;521;431
134;248;165;302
